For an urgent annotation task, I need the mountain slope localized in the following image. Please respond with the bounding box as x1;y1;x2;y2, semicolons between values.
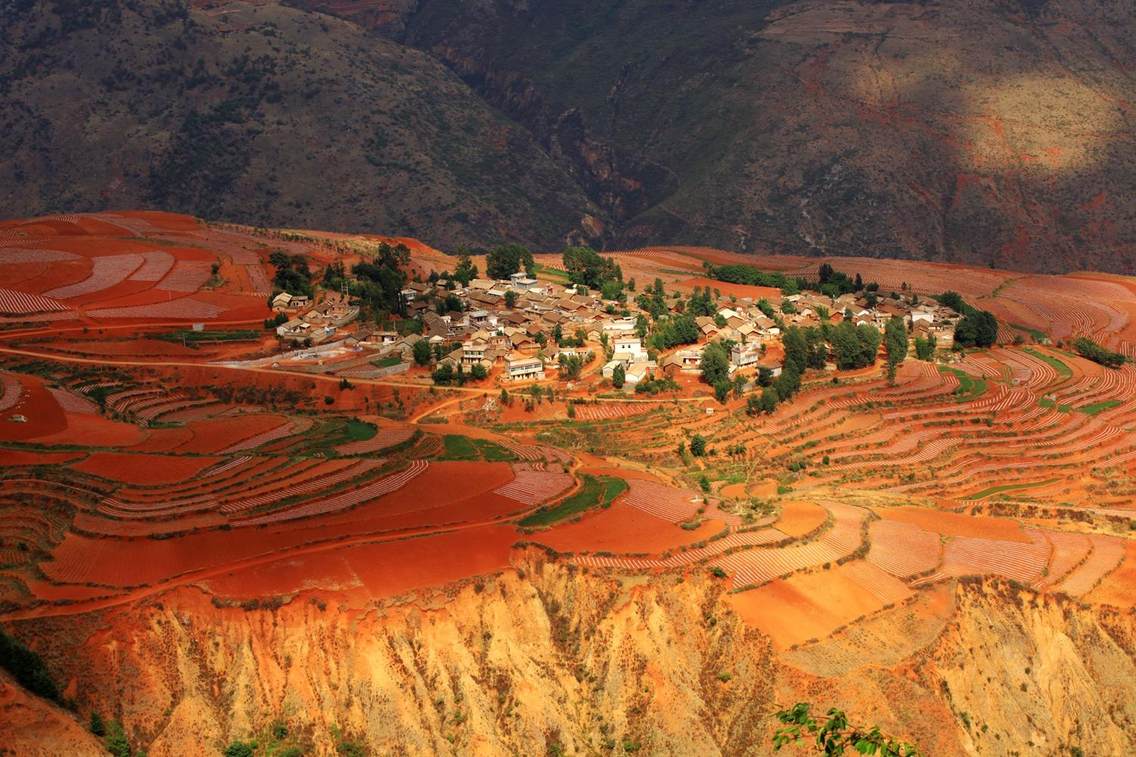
351;0;1136;272
0;0;601;248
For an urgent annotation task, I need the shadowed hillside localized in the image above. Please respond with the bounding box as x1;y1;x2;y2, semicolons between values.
310;0;1136;273
0;0;600;248
2;0;1135;272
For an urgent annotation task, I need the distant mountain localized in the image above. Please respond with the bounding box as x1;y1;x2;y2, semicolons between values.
0;0;601;249
3;0;1135;273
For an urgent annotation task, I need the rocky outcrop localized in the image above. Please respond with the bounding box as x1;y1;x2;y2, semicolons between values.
10;562;1136;755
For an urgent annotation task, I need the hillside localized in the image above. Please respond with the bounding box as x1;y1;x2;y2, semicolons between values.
0;0;600;248
362;0;1136;273
3;1;1136;267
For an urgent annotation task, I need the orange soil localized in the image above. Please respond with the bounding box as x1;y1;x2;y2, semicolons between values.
70;452;222;485
533;502;722;554
201;525;518;601
38;461;525;589
878;506;1030;543
37;339;205;357
168;414;290;454
32;411;147;447
774;500;828;537
727;562;902;648
676;277;783;302
1086;541;1136;608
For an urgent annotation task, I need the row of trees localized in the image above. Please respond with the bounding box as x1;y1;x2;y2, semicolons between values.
1073;337;1127;369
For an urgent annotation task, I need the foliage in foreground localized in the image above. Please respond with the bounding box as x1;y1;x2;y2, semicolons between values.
0;627;59;702
773;703;918;756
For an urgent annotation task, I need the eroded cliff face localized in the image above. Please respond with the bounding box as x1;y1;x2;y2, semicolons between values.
11;564;1136;755
913;581;1136;755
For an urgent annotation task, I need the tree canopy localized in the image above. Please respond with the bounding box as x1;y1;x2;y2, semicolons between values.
563;246;622;289
486;243;534;279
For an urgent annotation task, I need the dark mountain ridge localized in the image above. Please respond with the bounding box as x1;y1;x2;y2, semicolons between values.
3;0;1135;273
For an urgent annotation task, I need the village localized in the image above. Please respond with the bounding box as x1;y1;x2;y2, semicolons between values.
261;253;963;399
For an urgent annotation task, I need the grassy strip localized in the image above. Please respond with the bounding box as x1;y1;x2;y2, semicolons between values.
520;474;627;527
967;478;1060;500
155;329;261;344
371;354;403;368
1078;400;1122;416
939;366;987;402
440;434;517;461
533;263;570;282
1038;397;1072;413
1010;323;1047;341
1024;347;1072;379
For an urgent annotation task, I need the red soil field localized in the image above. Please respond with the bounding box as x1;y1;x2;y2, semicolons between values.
727;561;909;648
167;414;291;454
533;502;723;555
878;506;1030;543
774;500;828;537
31;411;147;448
201;525;518;601
0;376;67;441
71;452;223;485
0;449;84;466
676;277;783;302
1086;541;1136;608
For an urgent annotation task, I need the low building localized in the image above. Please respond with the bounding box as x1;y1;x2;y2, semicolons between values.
505;354;545;382
730;343;761;370
461;339;491;366
625;361;657;385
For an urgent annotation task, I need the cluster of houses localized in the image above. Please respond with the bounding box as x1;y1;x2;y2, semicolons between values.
273;291;360;346
268;266;960;386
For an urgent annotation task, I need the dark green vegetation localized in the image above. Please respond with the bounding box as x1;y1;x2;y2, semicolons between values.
0;627;59;702
156;329;261;345
1073;337;1127;369
773;702;918;756
937;292;998;349
519;474;626;527
0;0;595;247
939;367;987;402
440;434;516;462
352;242;411;316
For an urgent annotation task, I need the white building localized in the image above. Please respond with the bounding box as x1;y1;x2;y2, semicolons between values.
505;354;545;382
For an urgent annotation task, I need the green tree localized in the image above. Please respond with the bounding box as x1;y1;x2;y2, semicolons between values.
563;246;622;289
412;340;432;366
486;244;534;279
504;289;517;308
453;254;478;285
700;343;730;387
223;741;256;757
0;628;59;702
760;385;780;414
104;721;132;757
884;317;908;384
914;336;935;361
612;363;626;388
690;434;707;456
89;711;106;737
470;363;488;380
772;702;918;756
